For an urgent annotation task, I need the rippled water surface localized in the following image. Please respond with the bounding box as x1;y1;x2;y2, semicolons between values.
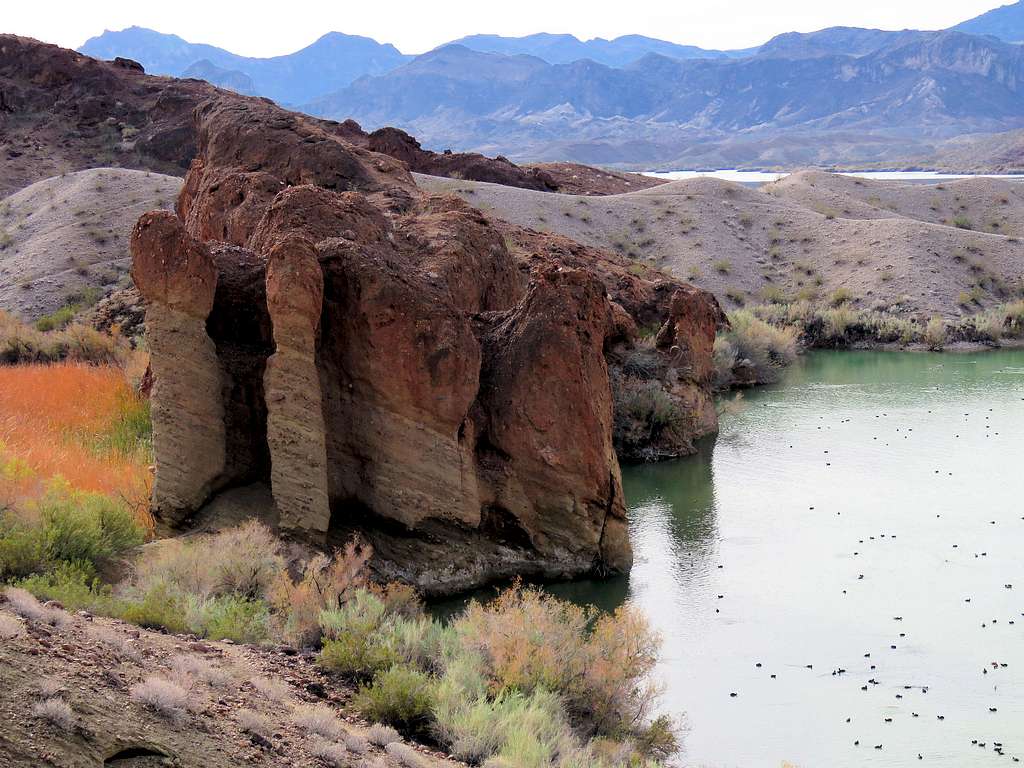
599;350;1024;768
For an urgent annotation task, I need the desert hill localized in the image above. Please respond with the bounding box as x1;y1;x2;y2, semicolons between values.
417;171;1024;319
0;168;180;320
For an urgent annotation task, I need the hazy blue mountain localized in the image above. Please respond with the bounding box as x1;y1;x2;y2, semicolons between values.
954;0;1024;43
181;60;255;94
306;31;1024;163
756;27;928;58
449;32;739;65
78;27;411;104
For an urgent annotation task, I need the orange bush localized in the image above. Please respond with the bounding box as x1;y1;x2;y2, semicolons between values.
0;363;152;526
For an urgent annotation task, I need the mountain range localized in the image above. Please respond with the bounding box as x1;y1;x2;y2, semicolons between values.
76;2;1024;169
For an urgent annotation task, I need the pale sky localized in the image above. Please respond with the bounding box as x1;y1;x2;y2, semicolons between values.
5;0;1010;56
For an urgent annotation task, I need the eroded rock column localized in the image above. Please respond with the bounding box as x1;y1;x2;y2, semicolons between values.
130;211;225;527
263;237;331;535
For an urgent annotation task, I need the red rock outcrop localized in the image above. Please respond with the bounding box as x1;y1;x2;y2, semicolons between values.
129;92;723;591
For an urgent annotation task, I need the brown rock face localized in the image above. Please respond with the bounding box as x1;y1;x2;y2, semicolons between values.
131;95;722;591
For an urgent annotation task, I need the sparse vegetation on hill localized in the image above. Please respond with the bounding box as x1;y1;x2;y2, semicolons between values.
2;516;674;768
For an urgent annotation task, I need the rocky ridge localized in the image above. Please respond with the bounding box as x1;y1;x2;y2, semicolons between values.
129;92;723;593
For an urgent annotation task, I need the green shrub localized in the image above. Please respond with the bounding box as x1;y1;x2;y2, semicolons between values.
953;216;974;230
120;583;189;633
318;591;399;678
355;665;436;733
0;485;142;579
35;306;77;333
0;513;45;579
188;595;271;644
17;561;127;615
38;485;143;568
713;260;731;274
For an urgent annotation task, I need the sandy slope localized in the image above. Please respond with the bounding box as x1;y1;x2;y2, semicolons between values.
417;171;1024;319
0;597;461;768
0;168;181;320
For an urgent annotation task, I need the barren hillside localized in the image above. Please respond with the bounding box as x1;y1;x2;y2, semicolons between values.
417;172;1024;319
0;596;462;768
0;168;180;320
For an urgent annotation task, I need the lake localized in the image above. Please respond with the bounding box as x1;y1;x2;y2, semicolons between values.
643;170;1024;186
589;350;1024;767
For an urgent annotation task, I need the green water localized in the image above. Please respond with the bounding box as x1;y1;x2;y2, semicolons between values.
609;350;1024;767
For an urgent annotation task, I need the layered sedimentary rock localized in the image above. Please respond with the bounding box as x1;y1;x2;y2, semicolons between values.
131;96;723;589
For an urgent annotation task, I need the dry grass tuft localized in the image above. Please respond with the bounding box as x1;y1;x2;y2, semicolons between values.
3;587;67;626
291;703;346;740
344;732;370;754
307;737;349;767
367;723;402;747
237;709;274;741
129;676;194;722
168;653;232;688
251;675;291;702
32;698;75;731
385;742;426;768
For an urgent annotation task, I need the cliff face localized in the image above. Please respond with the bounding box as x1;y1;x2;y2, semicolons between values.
130;96;723;593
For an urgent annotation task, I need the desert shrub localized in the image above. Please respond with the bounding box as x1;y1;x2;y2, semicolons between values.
35;484;143;568
17;561;126;614
372;581;425;621
355;665;437;734
130;676;193;722
367;723;402;747
953;216;974;230
32;698;75;731
924;316;947;350
725;288;745;305
269;538;371;648
307;738;349;767
236;709;273;740
829;287;854;307
1005;302;1024;335
168;654;231;688
120;582;189;633
251;676;290;702
318;590;399;678
1;485;142;578
758;285;789;305
712;260;731;274
613;377;680;430
718;310;798;384
134;520;283;602
292;703;345;740
91;625;142;662
385;742;427;768
35;306;76;333
0;512;45;579
822;306;858;342
3;586;67;626
712;336;738;390
454;585;662;741
186;595;271;644
973;311;1005;342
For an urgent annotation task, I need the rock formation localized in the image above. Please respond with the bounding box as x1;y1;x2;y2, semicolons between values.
130;95;723;592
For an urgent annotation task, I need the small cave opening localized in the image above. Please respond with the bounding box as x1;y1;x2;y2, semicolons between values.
104;745;171;765
205;254;275;492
